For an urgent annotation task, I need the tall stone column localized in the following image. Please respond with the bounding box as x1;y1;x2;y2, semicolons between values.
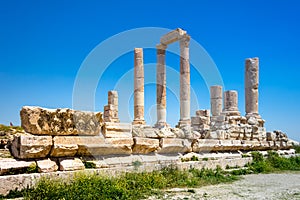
210;85;223;116
133;48;145;125
223;90;240;116
178;35;191;126
245;57;260;118
156;44;167;127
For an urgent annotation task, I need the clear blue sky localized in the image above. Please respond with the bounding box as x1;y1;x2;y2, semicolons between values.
0;0;299;140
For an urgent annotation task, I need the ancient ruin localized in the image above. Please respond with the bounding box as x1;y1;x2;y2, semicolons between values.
0;29;295;193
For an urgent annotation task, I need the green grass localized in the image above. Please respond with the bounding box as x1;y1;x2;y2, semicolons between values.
293;145;300;154
0;124;23;132
2;151;300;199
2;166;237;200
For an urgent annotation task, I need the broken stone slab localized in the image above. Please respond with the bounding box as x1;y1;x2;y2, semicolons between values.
0;158;36;175
36;159;58;173
11;134;52;159
50;136;79;157
59;158;85;171
158;138;192;154
132;137;160;154
102;122;132;138
20;106;102;136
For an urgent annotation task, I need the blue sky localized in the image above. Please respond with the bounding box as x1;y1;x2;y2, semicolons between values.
0;0;299;140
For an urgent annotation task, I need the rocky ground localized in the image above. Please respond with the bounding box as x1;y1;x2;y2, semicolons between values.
147;172;300;200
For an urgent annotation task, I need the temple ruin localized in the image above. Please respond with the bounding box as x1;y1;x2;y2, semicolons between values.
3;28;294;177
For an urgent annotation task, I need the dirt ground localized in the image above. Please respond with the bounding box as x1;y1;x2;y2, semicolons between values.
147;172;300;200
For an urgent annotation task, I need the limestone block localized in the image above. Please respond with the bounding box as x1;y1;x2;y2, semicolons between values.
196;110;210;117
50;136;79;157
231;140;242;150
132;126;160;138
192;139;220;152
158;127;177;138
158;138;191;154
36;159;58;173
59;158;85;171
132;137;160;154
160;28;186;45
11;134;52;159
105;138;134;155
102;122;132;138
20;106;102;136
191;116;210;125
0;158;36;175
219;140;233;151
211;115;226;122
170;128;185;138
76;137;133;156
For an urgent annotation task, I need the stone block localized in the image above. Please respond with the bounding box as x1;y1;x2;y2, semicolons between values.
36;159;58;173
0;158;36;175
11;134;52;159
50;136;79;157
132;126;159;138
196;109;210;117
158;138;191;154
192;139;220;152
102;122;132;138
59;158;85;171
20;106;102;136
133;137;160;154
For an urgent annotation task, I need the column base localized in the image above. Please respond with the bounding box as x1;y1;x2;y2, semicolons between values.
222;110;241;117
177;119;191;128
154;122;169;128
245;113;261;119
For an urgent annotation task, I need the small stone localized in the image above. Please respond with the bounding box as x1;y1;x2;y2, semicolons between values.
36;159;58;173
59;158;85;171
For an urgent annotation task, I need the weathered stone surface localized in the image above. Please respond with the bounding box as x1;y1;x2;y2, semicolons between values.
104;91;120;123
245;57;260;116
11;134;52;159
158;138;191;154
59;158;85;171
192;139;220;152
133;48;146;125
0;158;36;175
36;159;58;173
20;106;102;136
102;122;132;138
210;86;223;116
76;137;134;156
133;137;160;154
50;136;79;157
132;126;159;138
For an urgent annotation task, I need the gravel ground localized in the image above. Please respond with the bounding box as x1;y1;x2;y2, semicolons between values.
147;172;300;200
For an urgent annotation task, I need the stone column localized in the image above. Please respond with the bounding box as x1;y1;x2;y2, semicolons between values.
178;35;191;126
210;85;223;116
245;57;260;118
223;90;240;116
156;44;167;127
133;48;145;125
104;90;120;123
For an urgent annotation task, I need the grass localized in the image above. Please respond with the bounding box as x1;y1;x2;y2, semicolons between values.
1;151;300;199
1;166;237;200
230;151;300;175
0;124;23;132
